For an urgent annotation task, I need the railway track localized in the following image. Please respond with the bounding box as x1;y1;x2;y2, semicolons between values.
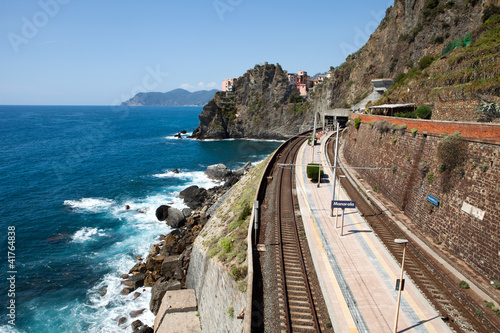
276;136;320;332
255;133;331;332
326;133;500;333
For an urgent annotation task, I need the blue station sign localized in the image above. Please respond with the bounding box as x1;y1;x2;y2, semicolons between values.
427;194;439;206
332;200;356;209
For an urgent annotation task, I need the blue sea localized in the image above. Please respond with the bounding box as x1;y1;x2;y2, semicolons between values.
0;106;281;333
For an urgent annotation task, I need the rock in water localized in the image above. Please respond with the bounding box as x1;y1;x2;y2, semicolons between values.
172;168;180;174
179;185;207;209
130;308;146;318
131;319;143;331
205;163;232;180
166;207;186;228
136;326;154;333
180;130;187;134
155;205;170;221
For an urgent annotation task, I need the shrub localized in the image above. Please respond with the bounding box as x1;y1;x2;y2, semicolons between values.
480;162;490;172
445;1;455;9
427;172;434;184
354;117;362;130
398;124;407;135
238;203;252;222
307;136;317;146
483;4;500;22
418;56;435;70
306;163;324;183
432;35;445;44
411;128;418;136
394;72;406;85
460;280;470;289
231;266;248;281
416;105;432;119
226;306;234;318
373;120;392;133
439;164;447;173
373;185;378;192
493;281;500;290
394;111;416;118
436;132;468;170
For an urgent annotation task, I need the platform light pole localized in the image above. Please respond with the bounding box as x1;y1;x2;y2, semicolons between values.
312;111;317;163
394;239;408;333
330;124;340;217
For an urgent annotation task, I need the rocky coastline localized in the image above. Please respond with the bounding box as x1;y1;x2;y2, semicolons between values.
117;163;253;332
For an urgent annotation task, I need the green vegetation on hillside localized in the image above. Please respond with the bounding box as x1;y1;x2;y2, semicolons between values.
381;14;500;107
203;157;270;291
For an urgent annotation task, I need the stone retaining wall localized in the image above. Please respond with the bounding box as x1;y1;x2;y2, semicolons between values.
186;245;246;332
344;115;500;281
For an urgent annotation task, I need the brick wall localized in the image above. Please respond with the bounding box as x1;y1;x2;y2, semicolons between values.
344;115;500;282
353;114;500;142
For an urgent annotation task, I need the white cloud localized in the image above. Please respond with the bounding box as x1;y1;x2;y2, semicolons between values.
179;83;194;90
179;82;219;91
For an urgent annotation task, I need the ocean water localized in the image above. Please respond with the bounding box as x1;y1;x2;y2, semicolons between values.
0;106;281;333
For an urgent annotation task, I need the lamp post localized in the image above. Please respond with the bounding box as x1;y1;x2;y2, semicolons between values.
312;112;317;163
394;239;408;333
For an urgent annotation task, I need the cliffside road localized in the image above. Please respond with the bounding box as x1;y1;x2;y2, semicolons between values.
294;132;452;333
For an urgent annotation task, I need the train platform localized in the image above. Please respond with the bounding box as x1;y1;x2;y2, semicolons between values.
294;131;452;333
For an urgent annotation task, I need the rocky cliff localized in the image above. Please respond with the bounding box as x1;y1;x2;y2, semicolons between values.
192;64;315;140
193;0;499;139
312;0;500;120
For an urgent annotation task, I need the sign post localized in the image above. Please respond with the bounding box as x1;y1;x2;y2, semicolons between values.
331;201;356;236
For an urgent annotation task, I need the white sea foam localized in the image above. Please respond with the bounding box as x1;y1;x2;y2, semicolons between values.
152;170;220;189
164;131;192;140
64;197;114;213
71;227;107;243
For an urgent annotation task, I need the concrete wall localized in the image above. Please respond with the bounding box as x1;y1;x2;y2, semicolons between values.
186;245;246;333
343;115;500;282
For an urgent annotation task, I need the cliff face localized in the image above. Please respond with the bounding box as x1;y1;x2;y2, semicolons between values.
193;0;499;139
192;64;314;140
312;0;496;116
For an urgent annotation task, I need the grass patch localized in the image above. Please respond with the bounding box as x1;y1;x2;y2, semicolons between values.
460;280;470;289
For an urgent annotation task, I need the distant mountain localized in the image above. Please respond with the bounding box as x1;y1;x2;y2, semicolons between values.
120;89;219;107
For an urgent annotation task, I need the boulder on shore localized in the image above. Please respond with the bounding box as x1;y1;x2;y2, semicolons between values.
205;163;232;180
233;161;252;177
155;205;170;221
166;207;186;228
179;185;207;209
182;208;192;217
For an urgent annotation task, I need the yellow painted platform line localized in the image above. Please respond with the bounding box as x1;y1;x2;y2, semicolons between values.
296;142;359;333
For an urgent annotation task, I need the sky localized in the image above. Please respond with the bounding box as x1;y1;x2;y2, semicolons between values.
0;0;393;105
